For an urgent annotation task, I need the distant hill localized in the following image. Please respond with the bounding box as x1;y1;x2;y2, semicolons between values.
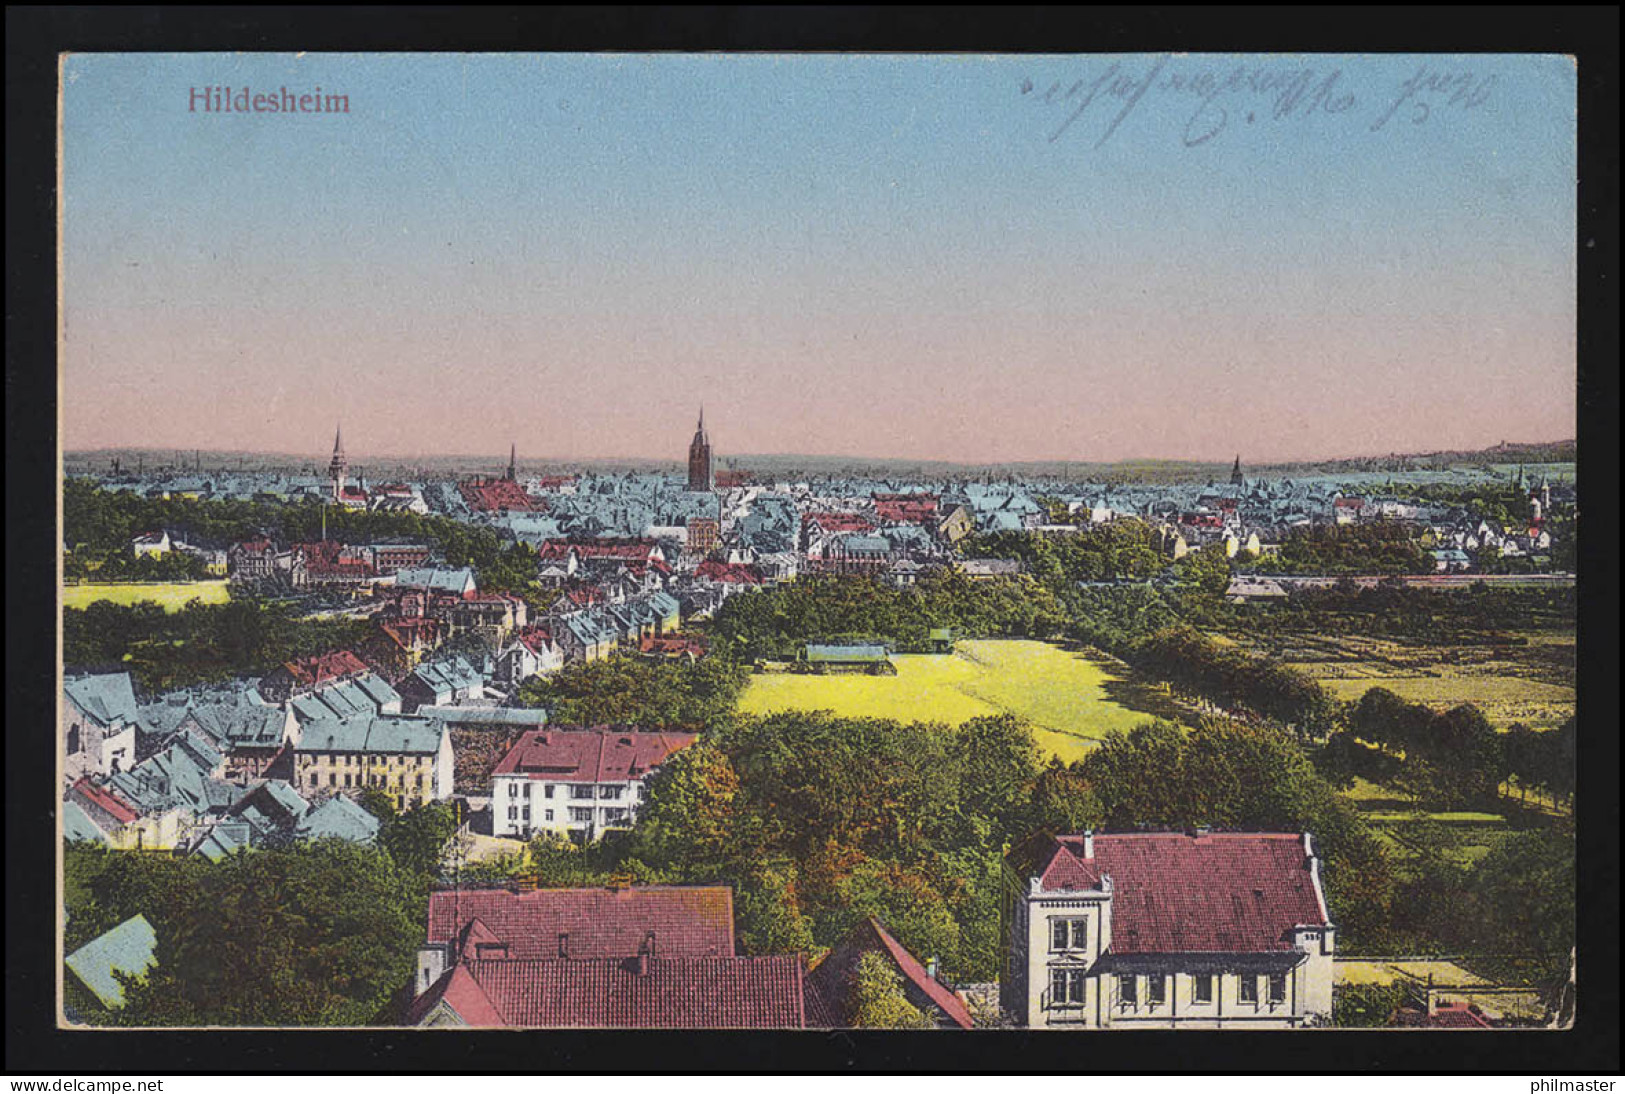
63;439;1575;485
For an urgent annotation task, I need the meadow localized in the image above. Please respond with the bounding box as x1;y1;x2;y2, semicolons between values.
738;639;1150;763
1227;630;1574;731
62;580;232;612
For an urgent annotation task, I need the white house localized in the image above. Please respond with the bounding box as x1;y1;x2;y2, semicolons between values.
292;713;455;809
1002;831;1335;1029
488;728;696;842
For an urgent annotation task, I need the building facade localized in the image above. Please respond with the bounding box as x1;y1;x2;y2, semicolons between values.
489;727;696;841
1003;831;1335;1029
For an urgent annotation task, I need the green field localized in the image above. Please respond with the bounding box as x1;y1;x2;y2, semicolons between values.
62;581;231;611
738;639;1150;762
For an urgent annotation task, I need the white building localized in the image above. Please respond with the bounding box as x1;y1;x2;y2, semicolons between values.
488;728;696;842
1003;831;1335;1029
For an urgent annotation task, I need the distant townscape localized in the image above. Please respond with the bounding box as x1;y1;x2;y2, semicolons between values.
60;414;1576;1030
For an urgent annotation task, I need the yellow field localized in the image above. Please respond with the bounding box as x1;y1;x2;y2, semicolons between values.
62;581;231;611
738;640;1150;763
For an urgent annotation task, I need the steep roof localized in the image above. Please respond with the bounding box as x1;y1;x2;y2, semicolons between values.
432;956;805;1028
425;886;734;961
62;800;112;844
294;795;381;844
491;728;696;783
394;567;477;595
65;915;158;1009
64;673;139;727
1020;832;1331;954
804;917;974;1030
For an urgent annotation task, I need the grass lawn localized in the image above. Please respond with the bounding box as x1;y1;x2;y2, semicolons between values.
738;639;1150;763
62;580;231;611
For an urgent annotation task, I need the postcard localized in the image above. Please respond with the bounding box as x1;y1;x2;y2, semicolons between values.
57;51;1576;1033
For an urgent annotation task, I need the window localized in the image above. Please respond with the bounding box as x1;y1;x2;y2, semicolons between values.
544;809;554;821
1240;975;1259;1004
1049;969;1068;1004
1117;975;1137;1006
1194;975;1214;1004
522;782;531;798
508;806;517;820
604;808;628;824
508;783;518;798
329;773;337;787
569;807;593;823
599;785;623;800
1050;918;1087;952
522;805;531;820
1148;975;1166;1006
344;773;352;788
571;785;594;800
1268;973;1287;1004
545;785;555;799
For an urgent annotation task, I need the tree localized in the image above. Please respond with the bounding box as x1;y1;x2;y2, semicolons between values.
630;742;746;876
97;841;423;1027
949;715;1042;838
1332;982;1408;1027
734;865;817;957
849;951;932;1029
377;802;460;881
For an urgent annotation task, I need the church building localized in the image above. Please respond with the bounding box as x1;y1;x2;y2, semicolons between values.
687;408;714;493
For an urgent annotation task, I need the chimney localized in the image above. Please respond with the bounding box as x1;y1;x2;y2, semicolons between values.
634;952;650;976
1082;830;1094;859
557;932;570;958
1194;825;1211;839
1303;831;1314;858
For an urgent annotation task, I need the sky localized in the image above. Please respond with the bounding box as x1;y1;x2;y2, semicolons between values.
60;53;1576;464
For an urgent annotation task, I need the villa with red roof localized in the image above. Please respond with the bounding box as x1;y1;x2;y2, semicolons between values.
1003;831;1335;1029
489;727;697;841
407;885;806;1028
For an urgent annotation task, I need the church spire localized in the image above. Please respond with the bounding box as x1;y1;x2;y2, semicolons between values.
507;442;517;482
332;423;344;460
1231;454;1244;487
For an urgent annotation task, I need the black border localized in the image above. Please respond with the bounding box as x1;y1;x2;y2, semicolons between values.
7;4;1620;1076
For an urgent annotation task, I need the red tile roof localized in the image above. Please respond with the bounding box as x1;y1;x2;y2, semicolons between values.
538;539;662;563
460;478;541;513
425;886;735;961
405;964;508;1026
803;512;874;534
804;917;974;1029
1396;1002;1493;1029
415;956;805;1028
1028;832;1330;953
693;560;762;584
491;728;696;783
516;627;557;655
278;650;369;687
69;777;139;827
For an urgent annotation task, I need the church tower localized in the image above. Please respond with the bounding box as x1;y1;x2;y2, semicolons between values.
687;407;714;492
507;442;517;483
1230;455;1244;487
328;424;348;502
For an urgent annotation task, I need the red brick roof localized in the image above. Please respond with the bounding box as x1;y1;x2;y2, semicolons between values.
873;494;940;524
405;964;508;1026
537;539;662;563
413;956;805;1028
426;886;735;960
803;512;873;534
805;917;973;1030
1028;832;1330;953
554;585;607;609
69;777;138;827
460;478;541;513
515;627;557;655
278;650;369;687
693;560;762;584
491;728;696;783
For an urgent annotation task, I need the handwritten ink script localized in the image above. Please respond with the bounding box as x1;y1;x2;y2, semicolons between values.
1022;59;1496;148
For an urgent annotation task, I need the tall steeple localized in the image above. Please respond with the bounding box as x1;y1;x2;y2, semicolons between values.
688;406;714;492
1230;455;1244;487
328;423;348;502
507;442;517;482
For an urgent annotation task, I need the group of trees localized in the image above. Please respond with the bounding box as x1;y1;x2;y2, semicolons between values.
1131;627;1339;737
62;598;374;691
63;548;212;583
64;803;462;1027
712;572;1069;660
958;521;1166;583
1240;522;1432;576
514;653;751;728
1320;687;1575;811
63;481;540;597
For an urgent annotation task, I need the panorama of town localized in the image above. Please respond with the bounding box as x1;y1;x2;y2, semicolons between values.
59;418;1577;1030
